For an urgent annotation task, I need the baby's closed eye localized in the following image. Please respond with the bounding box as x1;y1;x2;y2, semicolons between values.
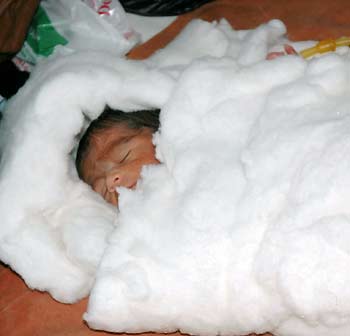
119;150;131;164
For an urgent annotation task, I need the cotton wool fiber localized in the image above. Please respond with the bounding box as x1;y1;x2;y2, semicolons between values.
1;18;350;336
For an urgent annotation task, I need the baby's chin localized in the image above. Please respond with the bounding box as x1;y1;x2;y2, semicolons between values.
103;191;119;207
109;198;119;207
111;196;119;207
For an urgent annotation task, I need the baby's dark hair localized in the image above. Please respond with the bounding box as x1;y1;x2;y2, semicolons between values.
76;106;160;178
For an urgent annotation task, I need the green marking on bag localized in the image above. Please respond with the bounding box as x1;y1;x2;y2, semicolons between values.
26;6;68;57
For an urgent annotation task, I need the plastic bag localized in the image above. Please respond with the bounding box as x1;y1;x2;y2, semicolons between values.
119;0;213;16
82;0;136;39
17;0;138;65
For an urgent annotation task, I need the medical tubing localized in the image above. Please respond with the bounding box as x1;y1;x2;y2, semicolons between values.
300;37;350;58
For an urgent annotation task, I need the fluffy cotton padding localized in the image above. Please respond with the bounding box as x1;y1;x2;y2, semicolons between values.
0;50;174;302
1;18;350;336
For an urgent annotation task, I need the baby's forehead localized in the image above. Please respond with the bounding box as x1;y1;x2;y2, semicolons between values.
89;123;132;152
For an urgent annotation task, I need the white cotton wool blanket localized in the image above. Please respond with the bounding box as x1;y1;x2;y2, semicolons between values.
0;49;174;302
2;18;350;336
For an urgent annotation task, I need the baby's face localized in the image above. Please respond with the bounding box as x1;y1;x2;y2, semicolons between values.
80;124;159;206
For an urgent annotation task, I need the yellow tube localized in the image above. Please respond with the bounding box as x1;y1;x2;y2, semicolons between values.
300;37;350;59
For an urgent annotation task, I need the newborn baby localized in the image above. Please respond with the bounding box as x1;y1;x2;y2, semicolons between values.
76;45;297;206
76;107;160;206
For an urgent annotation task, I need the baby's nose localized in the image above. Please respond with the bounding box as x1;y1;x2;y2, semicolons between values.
106;170;124;192
105;169;138;192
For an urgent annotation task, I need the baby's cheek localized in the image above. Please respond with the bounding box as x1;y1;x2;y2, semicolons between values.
92;178;105;194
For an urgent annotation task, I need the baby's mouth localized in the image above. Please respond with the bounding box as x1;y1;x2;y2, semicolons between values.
129;182;137;190
110;181;138;206
114;181;137;196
